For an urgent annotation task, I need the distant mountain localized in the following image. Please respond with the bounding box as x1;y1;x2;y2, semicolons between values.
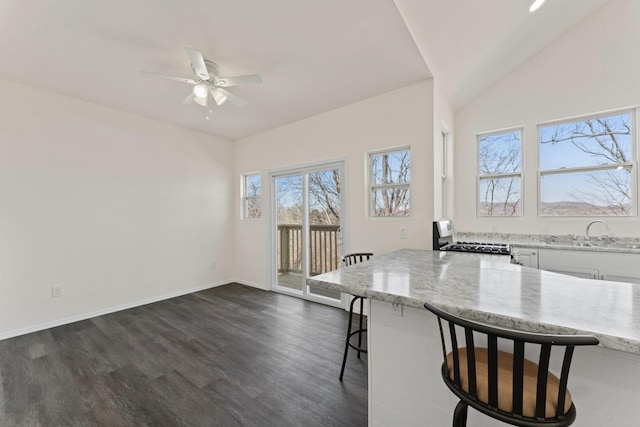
480;201;629;216
540;201;629;216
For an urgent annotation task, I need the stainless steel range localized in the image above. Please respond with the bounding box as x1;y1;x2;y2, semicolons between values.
432;220;511;256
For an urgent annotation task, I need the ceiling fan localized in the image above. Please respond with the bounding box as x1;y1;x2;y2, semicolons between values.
142;47;262;119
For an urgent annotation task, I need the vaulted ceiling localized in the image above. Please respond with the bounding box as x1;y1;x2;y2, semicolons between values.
0;0;613;140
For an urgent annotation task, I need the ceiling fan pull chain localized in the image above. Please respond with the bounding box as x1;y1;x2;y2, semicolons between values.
206;90;214;120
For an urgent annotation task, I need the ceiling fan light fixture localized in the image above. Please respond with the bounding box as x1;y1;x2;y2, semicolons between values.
193;83;208;99
213;90;228;106
529;0;546;12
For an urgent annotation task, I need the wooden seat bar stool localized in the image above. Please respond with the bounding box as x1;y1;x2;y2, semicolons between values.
339;252;373;381
423;302;599;426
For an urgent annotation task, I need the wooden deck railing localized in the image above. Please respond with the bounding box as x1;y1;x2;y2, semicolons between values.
277;224;341;276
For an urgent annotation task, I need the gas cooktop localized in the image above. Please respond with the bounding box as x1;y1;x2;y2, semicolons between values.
441;241;511;256
433;220;511;256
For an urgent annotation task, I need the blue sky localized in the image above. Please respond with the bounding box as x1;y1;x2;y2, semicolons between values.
539;112;631;170
538;112;631;203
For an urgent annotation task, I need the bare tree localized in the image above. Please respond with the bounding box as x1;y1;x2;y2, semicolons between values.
478;132;521;216
276;176;303;225
275;171;344;226
371;151;410;216
245;178;262;218
541;117;629;163
540;114;631;215
309;170;340;225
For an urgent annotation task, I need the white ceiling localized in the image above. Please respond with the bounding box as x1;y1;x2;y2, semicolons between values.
395;0;612;109
0;0;613;140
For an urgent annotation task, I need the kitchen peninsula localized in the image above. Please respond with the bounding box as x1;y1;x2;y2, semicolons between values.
307;249;640;427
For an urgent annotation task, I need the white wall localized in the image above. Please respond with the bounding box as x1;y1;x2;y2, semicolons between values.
233;81;434;289
0;78;234;338
454;0;640;237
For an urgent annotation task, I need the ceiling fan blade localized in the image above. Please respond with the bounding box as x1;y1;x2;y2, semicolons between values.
141;71;197;84
182;92;196;104
216;74;262;87
216;88;248;108
185;47;210;80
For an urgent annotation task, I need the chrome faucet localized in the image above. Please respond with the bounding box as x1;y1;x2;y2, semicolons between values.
586;220;609;240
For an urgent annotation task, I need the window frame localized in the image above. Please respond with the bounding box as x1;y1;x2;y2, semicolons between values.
368;146;411;218
242;172;262;219
537;108;637;217
476;127;524;217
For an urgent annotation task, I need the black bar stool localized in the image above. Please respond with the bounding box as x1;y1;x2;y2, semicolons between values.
423;302;599;426
339;252;373;381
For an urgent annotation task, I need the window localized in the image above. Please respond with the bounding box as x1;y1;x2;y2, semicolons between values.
243;173;261;218
441;129;448;218
539;110;634;216
477;129;522;216
369;147;410;217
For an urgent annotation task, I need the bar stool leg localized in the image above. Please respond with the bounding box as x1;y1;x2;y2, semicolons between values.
339;296;357;381
357;297;364;358
340;296;368;381
453;401;468;427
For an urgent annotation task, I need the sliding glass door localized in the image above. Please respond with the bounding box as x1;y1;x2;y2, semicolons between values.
272;162;344;306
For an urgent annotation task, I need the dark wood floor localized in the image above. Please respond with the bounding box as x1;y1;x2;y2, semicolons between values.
0;283;367;426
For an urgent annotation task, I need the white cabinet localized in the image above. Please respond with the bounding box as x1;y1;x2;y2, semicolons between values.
512;247;539;269
544;265;599;280
601;271;640;284
538;249;640;283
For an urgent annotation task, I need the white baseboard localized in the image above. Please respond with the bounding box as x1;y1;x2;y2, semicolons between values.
0;280;232;341
233;279;270;291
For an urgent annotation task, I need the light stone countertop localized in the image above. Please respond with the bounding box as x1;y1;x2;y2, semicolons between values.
307;249;640;355
456;231;640;254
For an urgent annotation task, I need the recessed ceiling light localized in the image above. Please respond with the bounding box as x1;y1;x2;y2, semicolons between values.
529;0;546;13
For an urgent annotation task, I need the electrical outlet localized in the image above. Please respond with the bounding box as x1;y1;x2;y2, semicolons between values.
51;285;63;298
211;260;216;269
400;227;407;239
